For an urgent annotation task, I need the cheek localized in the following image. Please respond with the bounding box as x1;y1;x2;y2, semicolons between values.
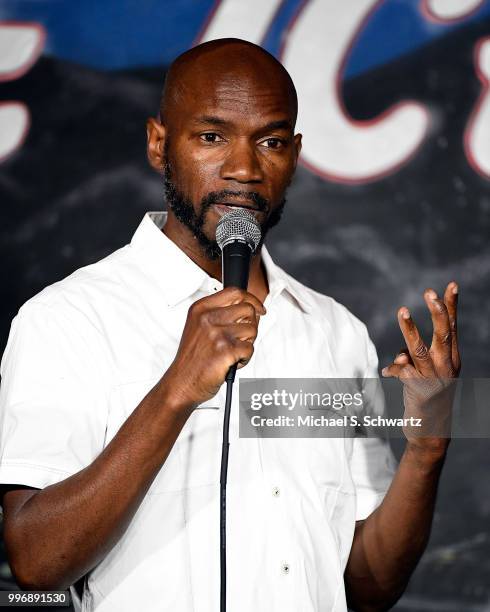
172;147;222;201
266;158;295;195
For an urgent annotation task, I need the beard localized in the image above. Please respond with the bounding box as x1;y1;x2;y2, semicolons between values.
163;150;287;261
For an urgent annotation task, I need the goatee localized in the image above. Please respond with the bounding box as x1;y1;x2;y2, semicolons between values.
163;157;286;261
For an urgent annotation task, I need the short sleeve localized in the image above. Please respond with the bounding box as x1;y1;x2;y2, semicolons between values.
0;300;110;492
350;330;397;521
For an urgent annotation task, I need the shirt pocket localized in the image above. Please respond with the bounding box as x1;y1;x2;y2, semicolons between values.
108;378;185;494
176;399;222;490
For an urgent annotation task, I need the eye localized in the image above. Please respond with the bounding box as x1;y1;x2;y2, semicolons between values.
200;132;224;143
259;137;286;150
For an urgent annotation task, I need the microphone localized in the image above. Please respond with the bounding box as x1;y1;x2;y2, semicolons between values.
215;207;261;612
216;208;262;382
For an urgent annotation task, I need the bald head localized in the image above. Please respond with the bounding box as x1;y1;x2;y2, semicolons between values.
159;38;298;126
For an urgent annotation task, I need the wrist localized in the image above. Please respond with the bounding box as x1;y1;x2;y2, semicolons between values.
405;439;450;469
154;376;197;421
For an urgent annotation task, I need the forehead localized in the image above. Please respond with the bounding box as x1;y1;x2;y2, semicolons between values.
169;67;295;129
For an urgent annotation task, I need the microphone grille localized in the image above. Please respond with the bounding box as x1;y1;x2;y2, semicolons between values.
216;208;262;253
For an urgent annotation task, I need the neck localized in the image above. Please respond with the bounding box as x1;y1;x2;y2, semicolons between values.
162;211;270;304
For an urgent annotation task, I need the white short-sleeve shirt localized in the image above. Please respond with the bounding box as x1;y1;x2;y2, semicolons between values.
0;212;396;611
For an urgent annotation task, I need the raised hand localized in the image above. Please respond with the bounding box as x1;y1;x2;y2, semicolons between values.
382;282;460;455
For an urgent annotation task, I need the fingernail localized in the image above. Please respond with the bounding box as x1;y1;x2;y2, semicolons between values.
452;284;458;295
381;367;388;376
401;308;410;320
426;289;437;300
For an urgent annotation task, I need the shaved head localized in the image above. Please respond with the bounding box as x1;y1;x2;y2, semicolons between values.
160;38;298;127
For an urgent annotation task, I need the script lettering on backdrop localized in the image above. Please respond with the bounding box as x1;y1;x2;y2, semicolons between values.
421;0;485;22
199;0;490;182
0;22;44;162
0;3;488;180
464;37;490;179
421;0;490;179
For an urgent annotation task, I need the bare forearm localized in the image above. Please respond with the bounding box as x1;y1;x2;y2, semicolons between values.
345;442;448;611
4;378;193;590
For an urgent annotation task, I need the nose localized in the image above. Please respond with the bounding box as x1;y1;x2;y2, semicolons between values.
220;139;263;183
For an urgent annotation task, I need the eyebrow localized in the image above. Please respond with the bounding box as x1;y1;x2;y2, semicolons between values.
194;115;228;126
261;119;293;132
193;116;293;132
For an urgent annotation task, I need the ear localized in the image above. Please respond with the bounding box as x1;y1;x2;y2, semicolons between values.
146;117;167;173
293;133;302;167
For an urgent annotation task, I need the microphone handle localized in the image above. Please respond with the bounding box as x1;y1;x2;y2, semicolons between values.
222;239;253;383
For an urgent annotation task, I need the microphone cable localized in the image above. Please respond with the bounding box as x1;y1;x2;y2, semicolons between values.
220;367;236;612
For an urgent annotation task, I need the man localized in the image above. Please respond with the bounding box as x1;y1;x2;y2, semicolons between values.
0;39;459;611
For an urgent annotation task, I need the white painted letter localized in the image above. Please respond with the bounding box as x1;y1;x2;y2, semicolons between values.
465;38;490;179
0;23;44;163
282;0;430;183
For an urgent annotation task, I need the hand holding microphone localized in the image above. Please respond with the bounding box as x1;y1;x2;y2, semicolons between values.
163;208;264;410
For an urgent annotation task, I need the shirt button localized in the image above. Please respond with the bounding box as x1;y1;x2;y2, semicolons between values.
281;562;290;575
272;486;280;497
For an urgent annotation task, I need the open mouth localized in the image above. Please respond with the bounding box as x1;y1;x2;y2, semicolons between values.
213;203;264;217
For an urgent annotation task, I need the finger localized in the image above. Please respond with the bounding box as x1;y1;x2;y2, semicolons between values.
394;353;410;365
382;363;404;378
382;362;418;379
212;302;262;325
394;347;412;365
397;307;435;377
226;322;258;343
194;287;266;315
232;339;255;369
221;287;266;315
424;288;452;370
443;281;460;372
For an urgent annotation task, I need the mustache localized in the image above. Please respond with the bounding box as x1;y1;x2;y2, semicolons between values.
200;189;270;212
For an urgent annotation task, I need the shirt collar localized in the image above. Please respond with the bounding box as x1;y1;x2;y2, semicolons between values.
130;211;313;314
